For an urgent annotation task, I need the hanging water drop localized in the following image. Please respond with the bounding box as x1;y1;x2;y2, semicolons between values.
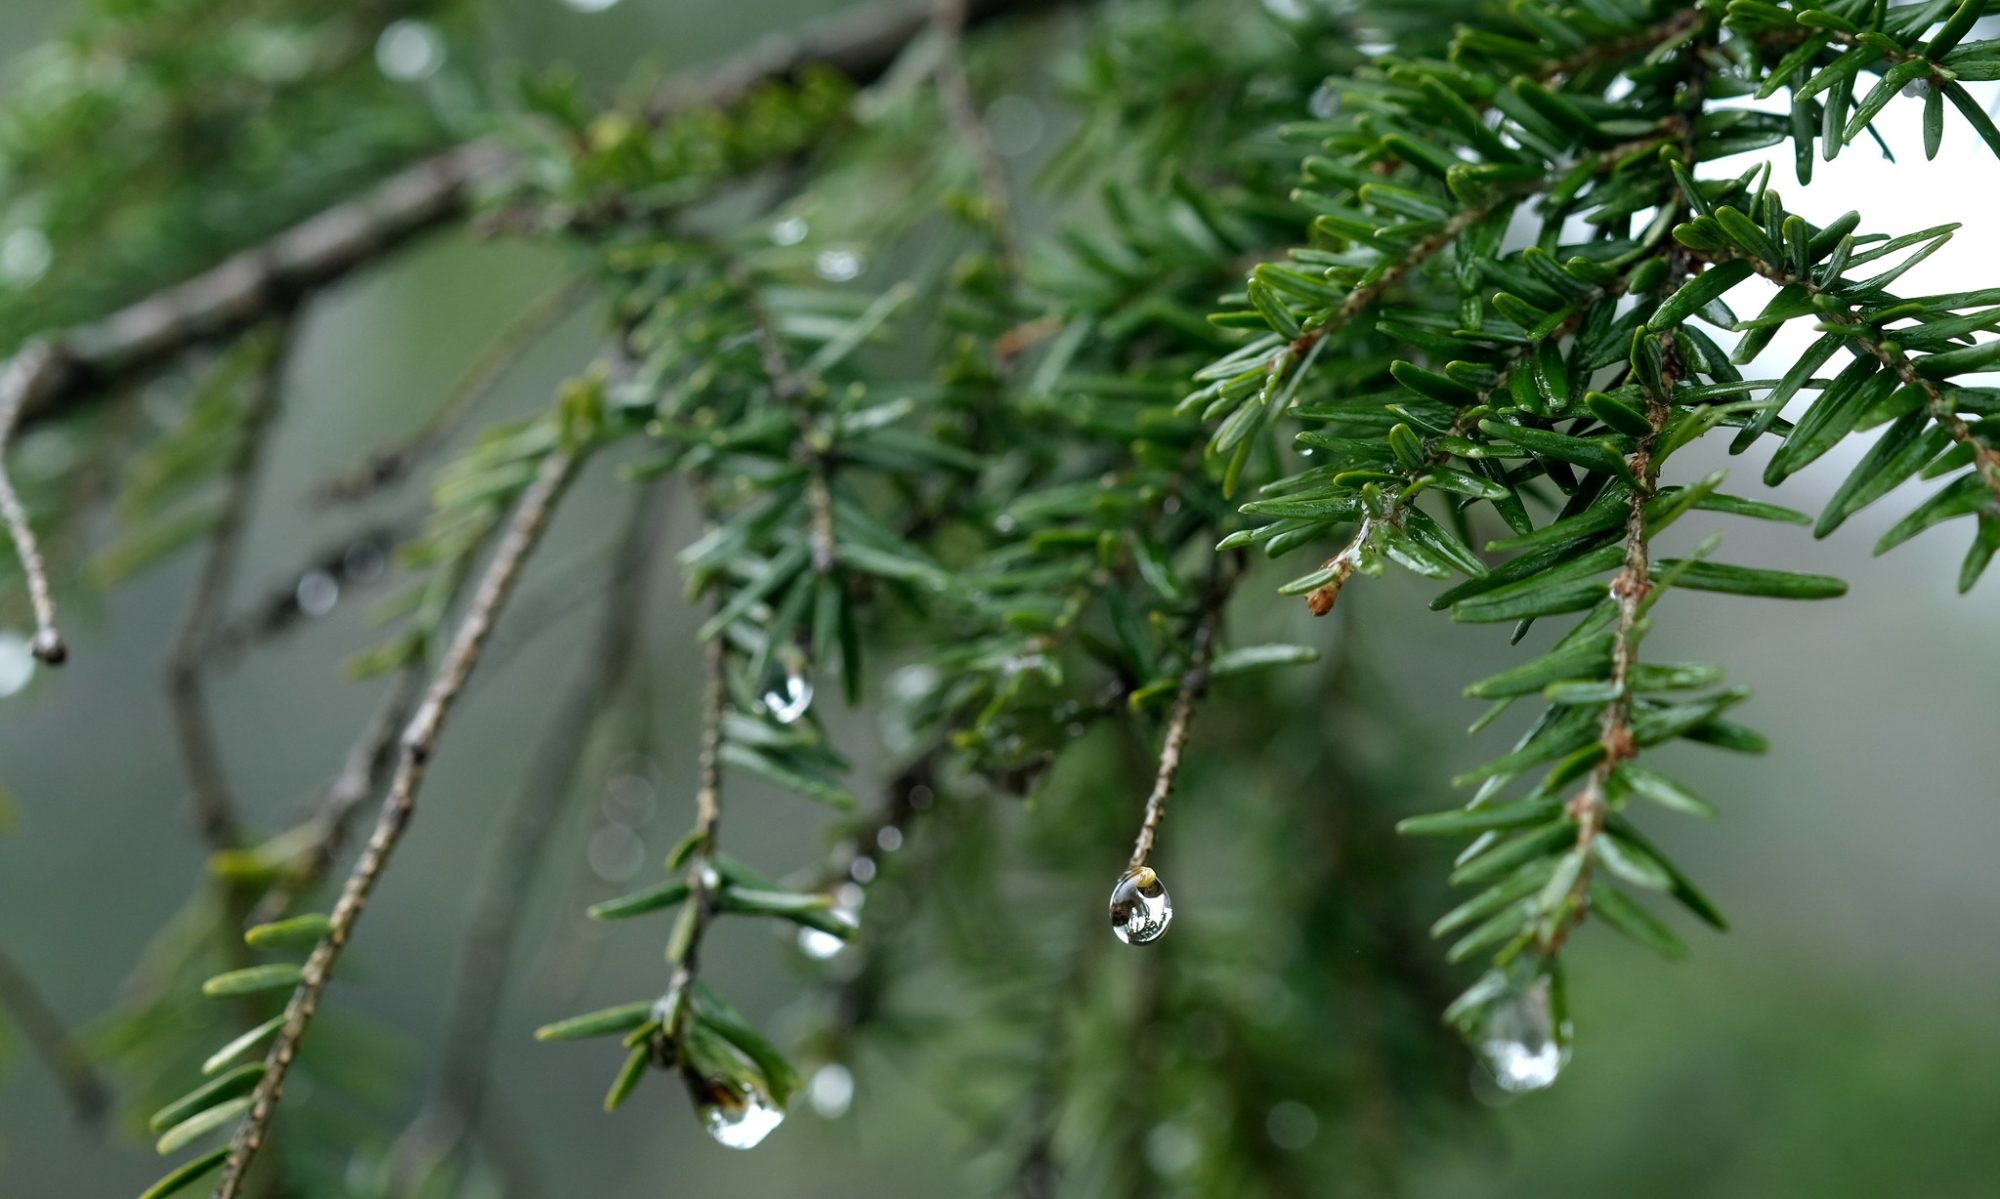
1108;865;1172;946
760;646;813;725
1477;973;1567;1093
796;887;859;961
690;1076;785;1149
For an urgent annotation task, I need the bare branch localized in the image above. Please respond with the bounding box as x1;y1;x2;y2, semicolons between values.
0;343;68;663
1126;568;1232;871
216;443;584;1198
164;327;293;850
0;947;109;1124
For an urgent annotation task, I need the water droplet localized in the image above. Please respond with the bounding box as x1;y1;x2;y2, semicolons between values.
759;648;814;724
795;926;844;960
1477;974;1567;1093
848;856;877;885
603;771;658;828
375;19;443;82
1108;866;1172;946
692;1078;785;1149
814;248;863;282
1901;78;1931;98
907;784;934;811
1144;1121;1199;1176
0;227;52;288
807;1063;854;1118
0;632;36;698
993;513;1018;534
771;216;809;246
560;0;620;10
1265;1100;1317;1150
874;825;903;854
983;94;1045;157
587;825;645;883
1308;80;1340;121
295;570;340;617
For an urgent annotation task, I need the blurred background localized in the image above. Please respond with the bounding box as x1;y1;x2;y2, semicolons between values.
0;1;1996;1196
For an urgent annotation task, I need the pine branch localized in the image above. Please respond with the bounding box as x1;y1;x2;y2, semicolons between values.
4;0;1082;439
215;442;584;1198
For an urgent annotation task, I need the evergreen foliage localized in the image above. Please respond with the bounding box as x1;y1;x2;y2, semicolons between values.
0;0;1996;1195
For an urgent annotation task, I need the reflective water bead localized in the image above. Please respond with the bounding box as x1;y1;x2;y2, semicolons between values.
1108;866;1172;946
0;631;35;698
760;647;814;725
1478;974;1567;1093
691;1077;785;1149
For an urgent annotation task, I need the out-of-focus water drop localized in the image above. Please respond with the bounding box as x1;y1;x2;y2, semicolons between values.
0;227;52;288
560;0;621;11
587;825;645;883
1265;1100;1317;1150
760;647;814;724
0;632;36;698
771;216;809;245
1108;865;1172;945
1478;974;1567;1093
807;1063;854;1118
295;570;340;617
375;19;443;82
814;248;863;282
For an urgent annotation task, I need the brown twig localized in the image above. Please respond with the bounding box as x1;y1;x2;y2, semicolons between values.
1126;571;1231;871
216;443;584;1198
0;947;109;1123
164;327;293;851
0;343;68;663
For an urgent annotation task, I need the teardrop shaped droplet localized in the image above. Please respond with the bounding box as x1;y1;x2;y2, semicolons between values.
1108;866;1172;946
692;1077;786;1149
1477;974;1567;1093
759;647;814;725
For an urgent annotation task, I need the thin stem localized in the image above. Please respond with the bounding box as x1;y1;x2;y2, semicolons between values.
165;327;293;851
0;343;68;663
1126;572;1230;871
312;276;596;506
393;486;661;1188
215;444;583;1199
934;0;1024;279
0;947;109;1123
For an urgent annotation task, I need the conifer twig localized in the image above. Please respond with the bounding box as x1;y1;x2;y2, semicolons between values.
0;343;67;663
1127;570;1231;870
215;443;583;1199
